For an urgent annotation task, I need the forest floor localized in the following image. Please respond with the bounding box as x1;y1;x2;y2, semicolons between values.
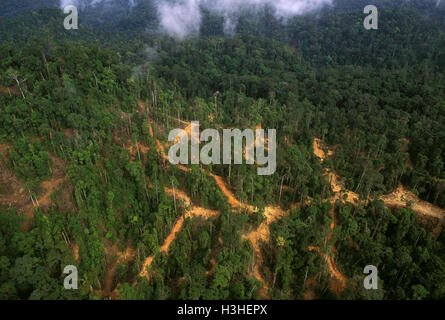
132;103;277;298
83;101;444;299
306;139;350;296
93;239;136;299
382;184;444;236
0;93;442;299
0;85;20;96
309;137;445;295
130;115;221;286
133;109;301;298
132;105;443;299
73;243;80;261
136;186;219;284
1;101;443;299
0;144;68;231
0;144;29;211
22;154;68;231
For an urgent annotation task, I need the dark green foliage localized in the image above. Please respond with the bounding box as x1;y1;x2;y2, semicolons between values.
0;3;443;300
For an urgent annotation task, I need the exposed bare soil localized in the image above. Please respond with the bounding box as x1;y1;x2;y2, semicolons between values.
124;102;443;299
0;86;20;96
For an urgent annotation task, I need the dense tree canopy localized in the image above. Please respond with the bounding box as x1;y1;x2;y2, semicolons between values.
0;3;443;300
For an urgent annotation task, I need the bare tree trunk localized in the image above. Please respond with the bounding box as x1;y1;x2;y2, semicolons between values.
13;76;26;99
41;50;50;77
171;179;177;215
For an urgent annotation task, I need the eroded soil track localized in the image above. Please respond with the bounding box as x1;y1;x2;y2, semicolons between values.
137;187;220;282
96;102;444;299
309;138;444;296
0;144;68;231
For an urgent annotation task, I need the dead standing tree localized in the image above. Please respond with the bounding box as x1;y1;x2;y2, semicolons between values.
8;69;27;100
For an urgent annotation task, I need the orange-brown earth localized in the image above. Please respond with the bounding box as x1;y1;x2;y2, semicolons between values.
138;186;219;281
0;144;30;211
382;184;445;222
133;104;278;296
307;246;347;295
210;173;256;213
310;138;445;295
303;275;319;300
241;206;291;298
309;138;350;295
22;153;68;231
0;106;435;300
0;86;20;96
111;102;443;299
313;138;334;162
2;105;442;300
137;108;344;297
73;243;80;261
127;141;150;163
314;138;444;222
92;240;136;299
0;144;69;231
382;184;444;237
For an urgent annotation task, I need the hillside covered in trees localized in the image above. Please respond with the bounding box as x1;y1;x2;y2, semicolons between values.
0;1;444;300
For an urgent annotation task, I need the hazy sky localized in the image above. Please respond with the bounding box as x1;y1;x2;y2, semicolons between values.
158;0;334;38
59;0;333;38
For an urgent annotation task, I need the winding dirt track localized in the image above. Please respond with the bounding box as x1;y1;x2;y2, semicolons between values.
307;246;347;294
133;102;277;297
310;138;444;296
117;102;444;299
382;185;445;222
241;206;290;298
2;102;443;299
104;247;136;298
1;101;438;299
137;187;220;281
0;145;68;231
23;154;68;231
137;107;333;297
314;138;444;222
92;242;136;299
210;174;256;213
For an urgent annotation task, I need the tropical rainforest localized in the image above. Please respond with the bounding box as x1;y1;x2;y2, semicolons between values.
0;0;444;300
